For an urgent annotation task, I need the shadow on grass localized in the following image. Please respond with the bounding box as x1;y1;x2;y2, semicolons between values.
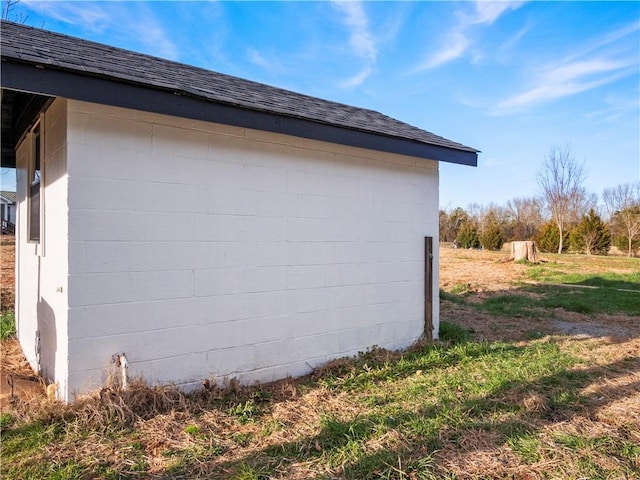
565;275;640;291
160;347;639;479
3;336;637;479
442;274;640;324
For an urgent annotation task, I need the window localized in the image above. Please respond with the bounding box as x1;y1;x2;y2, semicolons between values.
28;122;42;243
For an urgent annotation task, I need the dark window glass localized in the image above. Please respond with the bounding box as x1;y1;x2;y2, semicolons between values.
29;124;41;243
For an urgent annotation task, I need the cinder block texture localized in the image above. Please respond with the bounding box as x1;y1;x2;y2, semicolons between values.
30;100;439;399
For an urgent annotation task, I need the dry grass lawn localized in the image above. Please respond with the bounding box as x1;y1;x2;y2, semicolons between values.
438;245;639;479
1;241;638;479
1;235;15;312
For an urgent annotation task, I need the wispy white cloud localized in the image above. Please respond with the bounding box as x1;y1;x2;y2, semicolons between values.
565;19;640;64
585;95;640;123
23;0;110;32
496;21;640;112
130;20;179;60
472;1;523;26
245;46;287;76
418;1;524;70
420;31;470;70
246;47;272;70
340;65;373;89
498;60;635;109
331;1;377;87
488;24;530;64
23;0;178;59
332;1;376;60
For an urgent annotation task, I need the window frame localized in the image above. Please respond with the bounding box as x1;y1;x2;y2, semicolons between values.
27;118;43;246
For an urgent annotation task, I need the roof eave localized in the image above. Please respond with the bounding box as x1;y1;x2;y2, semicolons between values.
1;59;478;167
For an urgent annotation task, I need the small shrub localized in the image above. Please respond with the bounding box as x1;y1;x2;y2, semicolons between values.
1;311;16;340
228;400;258;423
456;222;480;249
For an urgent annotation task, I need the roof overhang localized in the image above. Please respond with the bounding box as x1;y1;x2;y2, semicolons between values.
1;85;52;168
1;59;478;169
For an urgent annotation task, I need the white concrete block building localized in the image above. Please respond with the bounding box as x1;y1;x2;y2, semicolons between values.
1;21;477;401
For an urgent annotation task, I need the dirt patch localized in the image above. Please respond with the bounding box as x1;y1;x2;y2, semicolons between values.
439;245;529;292
1;236;44;408
0;338;44;409
1;235;15;312
553;319;635;339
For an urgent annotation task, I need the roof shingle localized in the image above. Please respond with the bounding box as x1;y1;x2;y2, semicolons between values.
0;21;478;162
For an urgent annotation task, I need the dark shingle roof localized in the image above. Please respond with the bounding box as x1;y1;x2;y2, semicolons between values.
1;21;478;164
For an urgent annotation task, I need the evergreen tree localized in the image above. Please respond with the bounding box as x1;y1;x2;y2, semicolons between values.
479;212;504;250
535;221;569;253
456;222;480;249
570;209;611;255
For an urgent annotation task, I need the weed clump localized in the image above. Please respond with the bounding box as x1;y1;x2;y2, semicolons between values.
1;311;16;340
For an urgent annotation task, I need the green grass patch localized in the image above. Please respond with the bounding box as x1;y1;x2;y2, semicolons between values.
0;422;65;479
439;289;466;305
507;432;542;463
439;320;473;344
531;284;640;316
0;322;620;479
0;412;14;428
233;462;272;480
1;310;16;339
184;423;200;436
525;265;640;291
479;294;548;318
477;282;639;317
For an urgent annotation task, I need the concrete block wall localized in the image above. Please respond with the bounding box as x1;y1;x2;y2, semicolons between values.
16;98;69;397
65;99;440;399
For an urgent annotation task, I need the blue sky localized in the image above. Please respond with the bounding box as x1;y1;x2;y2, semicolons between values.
2;1;639;211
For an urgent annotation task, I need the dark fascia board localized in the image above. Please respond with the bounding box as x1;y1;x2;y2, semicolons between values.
1;60;478;167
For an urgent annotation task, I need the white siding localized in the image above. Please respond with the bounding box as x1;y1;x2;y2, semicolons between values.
16;98;69;399
61;100;439;397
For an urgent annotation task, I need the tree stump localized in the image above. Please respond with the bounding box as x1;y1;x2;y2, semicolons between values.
510;241;537;262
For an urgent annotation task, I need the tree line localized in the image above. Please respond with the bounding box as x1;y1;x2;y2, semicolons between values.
440;145;640;257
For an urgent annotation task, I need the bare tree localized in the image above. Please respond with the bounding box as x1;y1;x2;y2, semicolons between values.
506;197;543;240
439;207;469;242
537;145;587;254
466;202;485;225
603;182;640;257
2;0;27;23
